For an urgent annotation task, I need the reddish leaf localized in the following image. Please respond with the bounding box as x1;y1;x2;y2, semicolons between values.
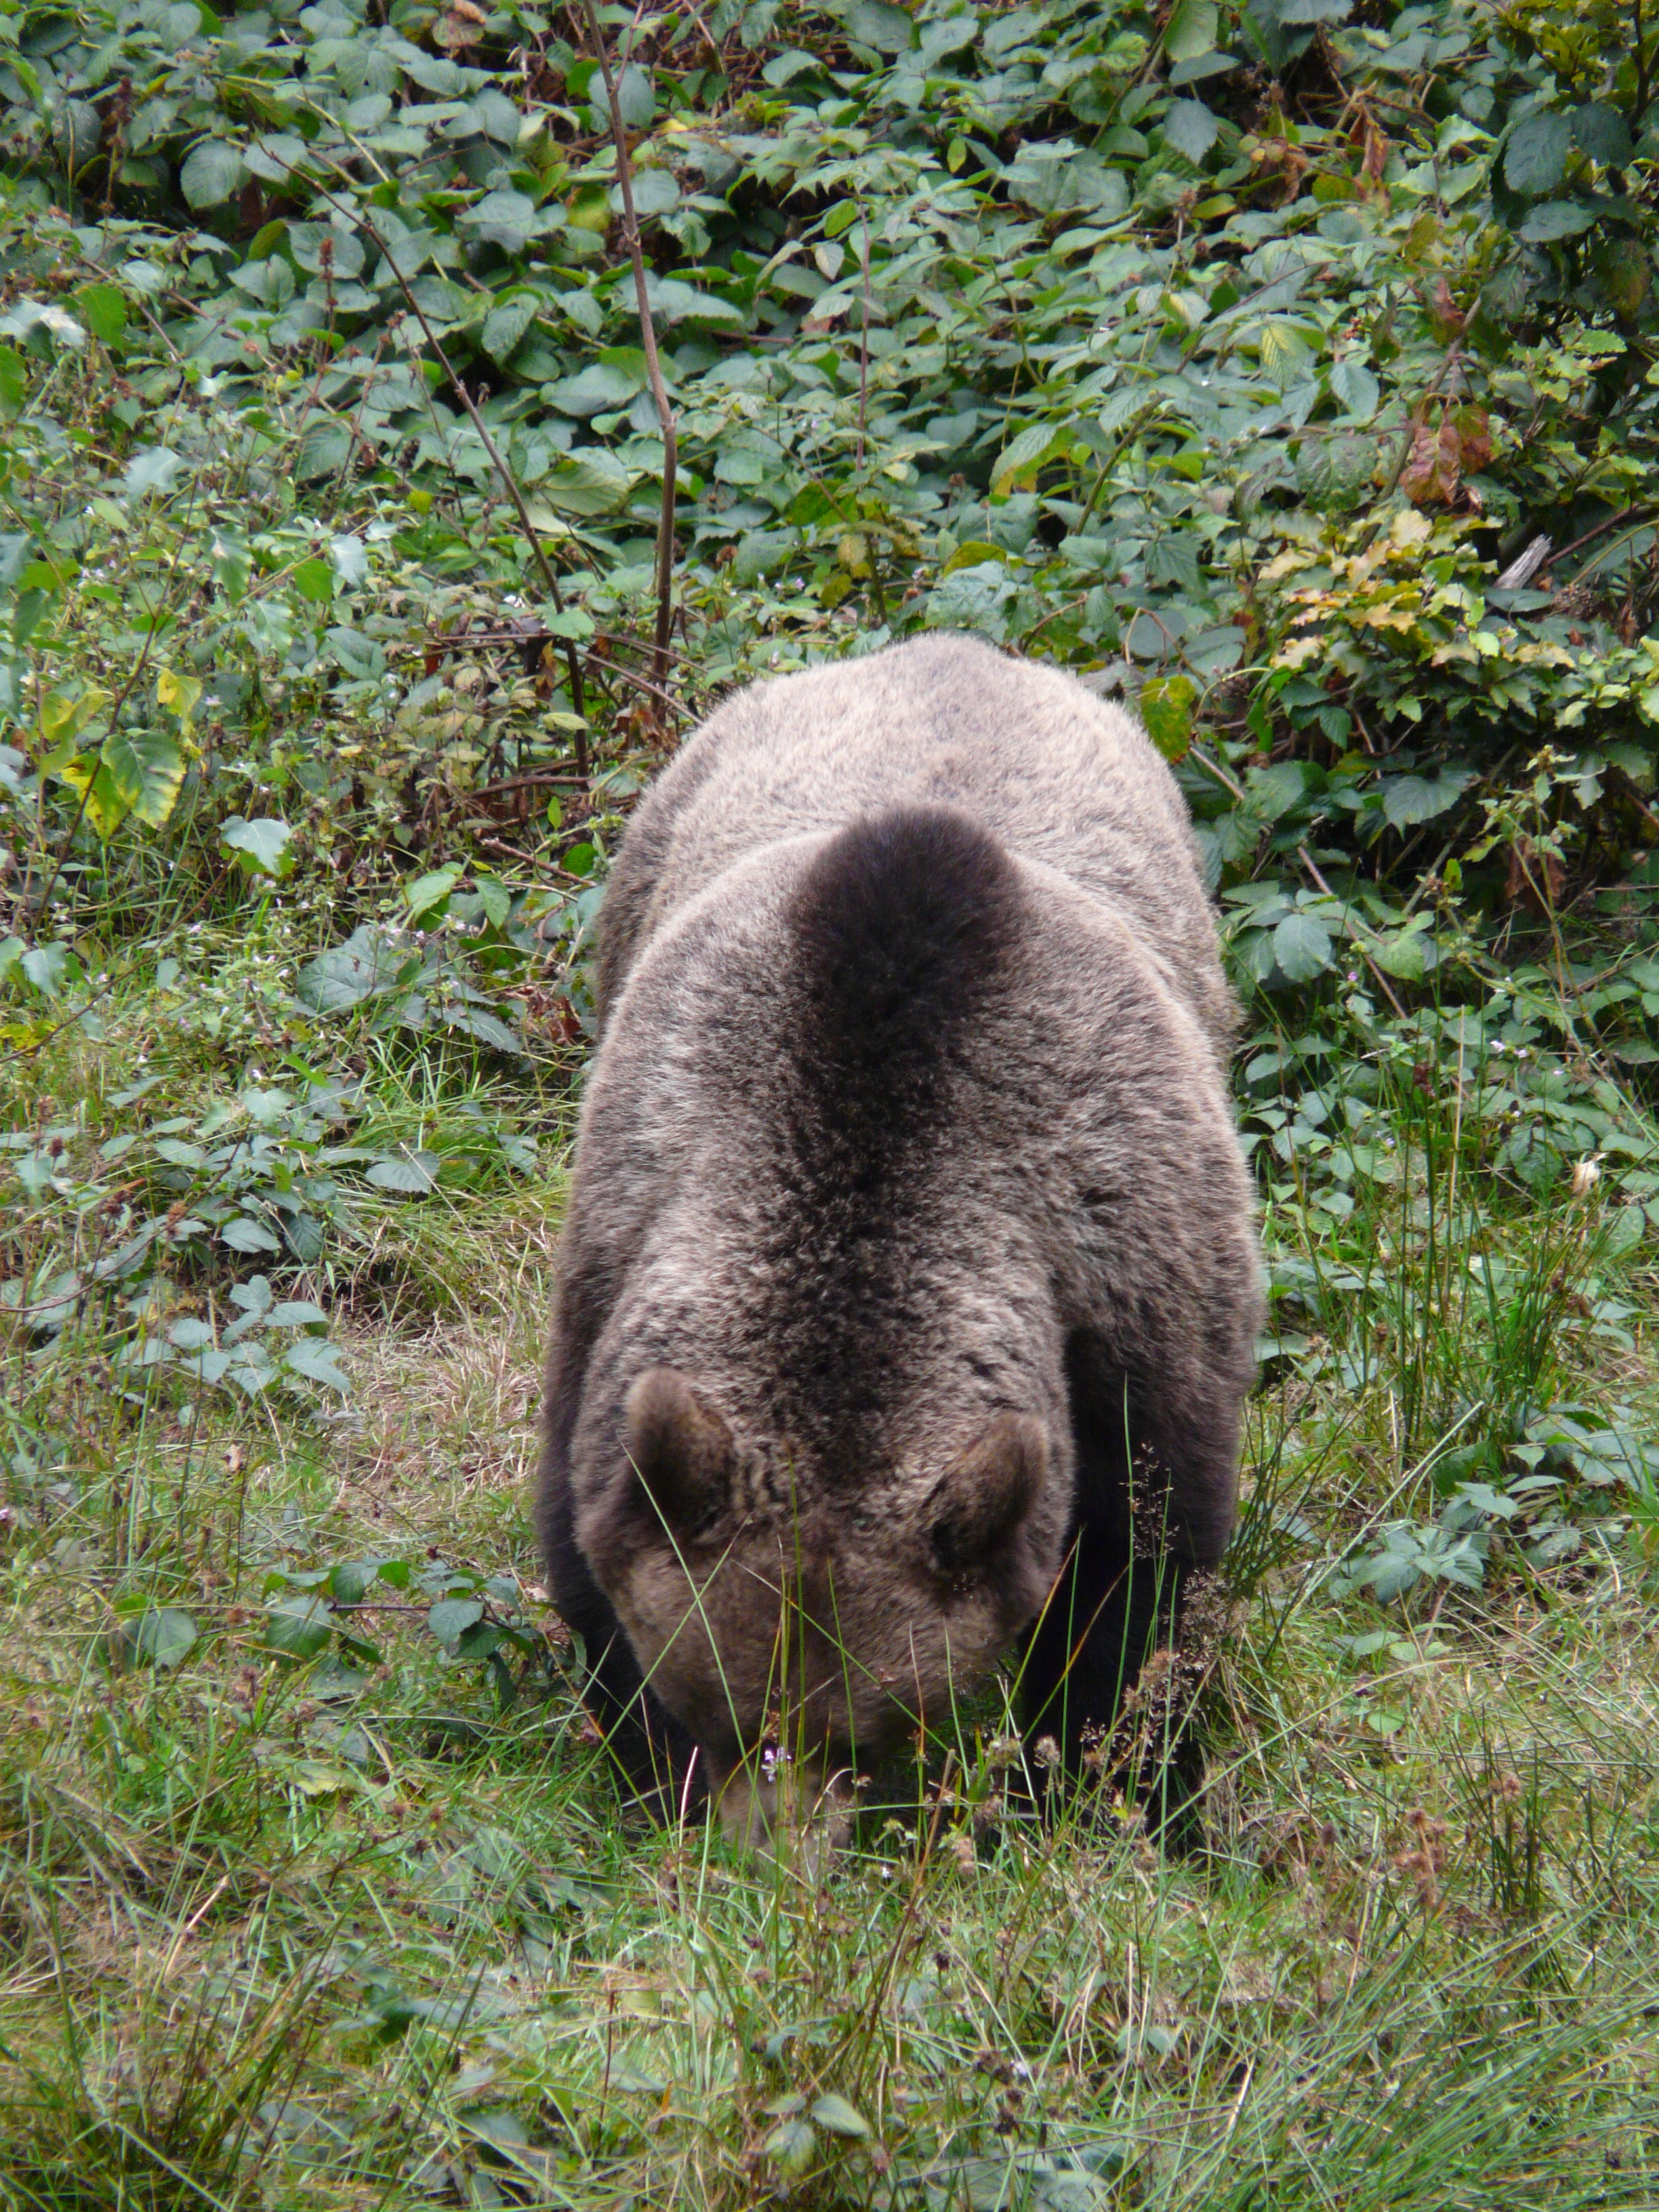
1401;407;1477;505
1426;276;1464;341
1451;405;1492;473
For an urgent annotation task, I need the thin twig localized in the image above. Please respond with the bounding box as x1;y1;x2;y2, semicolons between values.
583;0;678;695
1298;844;1411;1023
367;238;590;776
458;769;590;806
1549;503;1659;575
1185;743;1248;805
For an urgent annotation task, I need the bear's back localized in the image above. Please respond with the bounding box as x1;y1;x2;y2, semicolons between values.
595;634;1232;1055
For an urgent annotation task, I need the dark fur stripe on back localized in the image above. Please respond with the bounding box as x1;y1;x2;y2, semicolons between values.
786;806;1020;1086
764;810;1023;1458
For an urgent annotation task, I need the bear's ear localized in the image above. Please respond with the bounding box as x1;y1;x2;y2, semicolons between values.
624;1368;736;1535
928;1413;1048;1577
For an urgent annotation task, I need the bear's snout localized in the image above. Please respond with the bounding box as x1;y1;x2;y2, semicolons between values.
710;1746;854;1863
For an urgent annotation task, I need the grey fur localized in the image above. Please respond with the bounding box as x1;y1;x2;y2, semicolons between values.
538;632;1263;1838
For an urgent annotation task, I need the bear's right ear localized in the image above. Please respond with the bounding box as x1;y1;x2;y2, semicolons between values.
624;1368;735;1535
928;1413;1048;1578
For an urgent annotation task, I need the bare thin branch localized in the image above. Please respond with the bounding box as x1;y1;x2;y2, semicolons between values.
583;0;679;695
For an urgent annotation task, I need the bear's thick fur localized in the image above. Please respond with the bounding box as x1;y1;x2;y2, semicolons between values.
537;633;1261;1841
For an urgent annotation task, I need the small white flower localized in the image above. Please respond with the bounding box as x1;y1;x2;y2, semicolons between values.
1571;1158;1601;1198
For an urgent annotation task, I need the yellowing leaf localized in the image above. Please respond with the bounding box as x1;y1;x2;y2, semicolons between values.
58;754;129;838
102;729;187;829
992;422;1066;493
1139;673;1197;760
38;685;108;771
157;666;203;731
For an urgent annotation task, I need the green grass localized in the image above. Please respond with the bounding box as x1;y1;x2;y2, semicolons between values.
2;924;1657;2211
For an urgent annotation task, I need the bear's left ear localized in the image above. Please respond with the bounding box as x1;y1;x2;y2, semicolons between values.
928;1413;1048;1577
624;1368;736;1535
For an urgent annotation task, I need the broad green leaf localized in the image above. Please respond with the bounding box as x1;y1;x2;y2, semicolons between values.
1330;359;1380;419
268;1300;329;1328
811;2094;871;2139
846;1;914;50
474;875;512;930
221;815;294;876
471;86;523;144
613;62;656;128
295;417;353;482
366;1153;440;1193
128;1606;199;1668
765;2118;818;2176
644;276;744;327
1573;101;1632;167
483;293;538;361
463;189;537;250
222;1216;281;1254
438;1004;523;1054
243;131;310;185
123;447;184;501
1169;50;1240;84
1164;0;1218;61
284;1337;350;1391
0;344;26;416
539;450;636;516
546;356;647;417
1249;761;1311;823
329;534;367;589
1518;199;1595;243
1003;142;1129;217
764;47;822;85
941;540;1003;574
100;729;186;829
1273;912;1334;982
628;167;680;218
1380;769;1472;830
293;556;336;600
1504;108;1572;196
74;283;126;344
405;863;463;920
180;137;245;208
287;222;366;278
331;1561;375;1604
266;1597;333;1660
1372;929;1430;980
1258;319;1313;386
296;926;409;1012
428;1597;485;1643
1163;100;1220;163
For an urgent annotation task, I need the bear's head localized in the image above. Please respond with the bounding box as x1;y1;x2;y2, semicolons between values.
576;1367;1059;1845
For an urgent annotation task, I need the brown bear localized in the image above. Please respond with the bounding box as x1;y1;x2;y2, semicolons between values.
536;632;1261;1845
